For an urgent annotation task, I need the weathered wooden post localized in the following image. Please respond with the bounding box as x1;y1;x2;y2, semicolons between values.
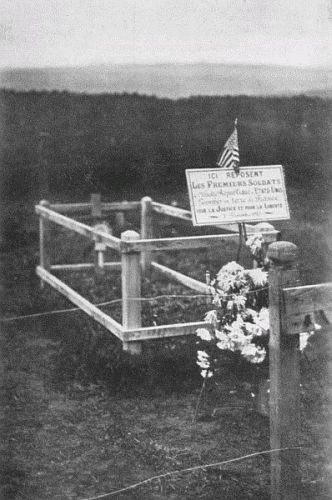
121;230;142;355
267;241;301;500
91;194;105;273
140;196;153;276
91;193;102;222
39;199;51;288
115;200;126;234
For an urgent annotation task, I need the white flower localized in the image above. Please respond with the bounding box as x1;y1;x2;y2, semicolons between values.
212;295;222;307
243;320;261;337
196;328;212;341
244;308;258;321
197;350;209;361
226;319;250;350
254;308;269;333
215;329;231;350
197;350;210;369
241;344;266;363
219;261;244;275
200;370;213;379
227;315;244;330
233;294;246;307
204;310;218;327
246;268;268;287
216;262;247;292
246;234;263;247
246;234;264;257
197;359;210;369
299;332;311;350
197;258;270;367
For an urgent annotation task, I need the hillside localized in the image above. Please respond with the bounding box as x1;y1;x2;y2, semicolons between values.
1;63;331;98
1;90;330;207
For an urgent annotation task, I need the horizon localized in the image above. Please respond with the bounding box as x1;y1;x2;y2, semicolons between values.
2;60;332;71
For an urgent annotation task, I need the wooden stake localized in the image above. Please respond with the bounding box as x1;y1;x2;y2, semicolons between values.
140;196;153;276
115;200;127;233
267;241;301;500
91;194;103;274
91;193;102;222
39;199;51;288
121;230;142;354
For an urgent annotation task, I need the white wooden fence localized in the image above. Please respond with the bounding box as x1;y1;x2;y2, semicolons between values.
36;194;279;354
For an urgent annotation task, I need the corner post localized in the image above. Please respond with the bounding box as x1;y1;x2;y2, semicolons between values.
140;196;153;276
39;199;51;288
121;230;142;355
267;241;301;500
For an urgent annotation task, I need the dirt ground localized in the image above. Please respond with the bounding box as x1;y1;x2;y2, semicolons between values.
0;223;331;499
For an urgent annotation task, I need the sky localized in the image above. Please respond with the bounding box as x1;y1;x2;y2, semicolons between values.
0;0;331;68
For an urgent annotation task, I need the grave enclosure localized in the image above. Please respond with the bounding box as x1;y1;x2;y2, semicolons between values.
36;194;279;354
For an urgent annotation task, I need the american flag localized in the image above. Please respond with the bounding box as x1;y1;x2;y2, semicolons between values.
216;119;240;173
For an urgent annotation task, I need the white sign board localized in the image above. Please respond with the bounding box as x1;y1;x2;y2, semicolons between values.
186;165;290;225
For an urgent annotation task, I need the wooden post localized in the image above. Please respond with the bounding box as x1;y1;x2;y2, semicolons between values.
115;200;126;234
91;194;103;273
91;193;102;222
267;241;301;500
140;196;153;276
39;199;51;288
115;211;125;228
121;230;142;354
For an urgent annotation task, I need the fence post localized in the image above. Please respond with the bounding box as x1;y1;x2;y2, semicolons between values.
141;196;153;276
115;200;126;234
39;199;51;288
267;241;301;500
91;194;104;273
121;230;142;355
91;193;102;222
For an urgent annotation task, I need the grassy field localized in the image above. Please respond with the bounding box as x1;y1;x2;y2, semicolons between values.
0;186;331;499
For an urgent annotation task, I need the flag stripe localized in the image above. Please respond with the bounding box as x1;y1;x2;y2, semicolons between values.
217;125;239;170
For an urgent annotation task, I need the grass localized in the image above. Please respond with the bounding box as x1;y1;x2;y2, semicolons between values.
0;188;331;499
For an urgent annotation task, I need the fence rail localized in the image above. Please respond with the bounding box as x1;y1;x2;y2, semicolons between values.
36;265;124;339
36;203;121;250
152;261;212;294
50;200;140;214
151;201;280;242
283;282;332;334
